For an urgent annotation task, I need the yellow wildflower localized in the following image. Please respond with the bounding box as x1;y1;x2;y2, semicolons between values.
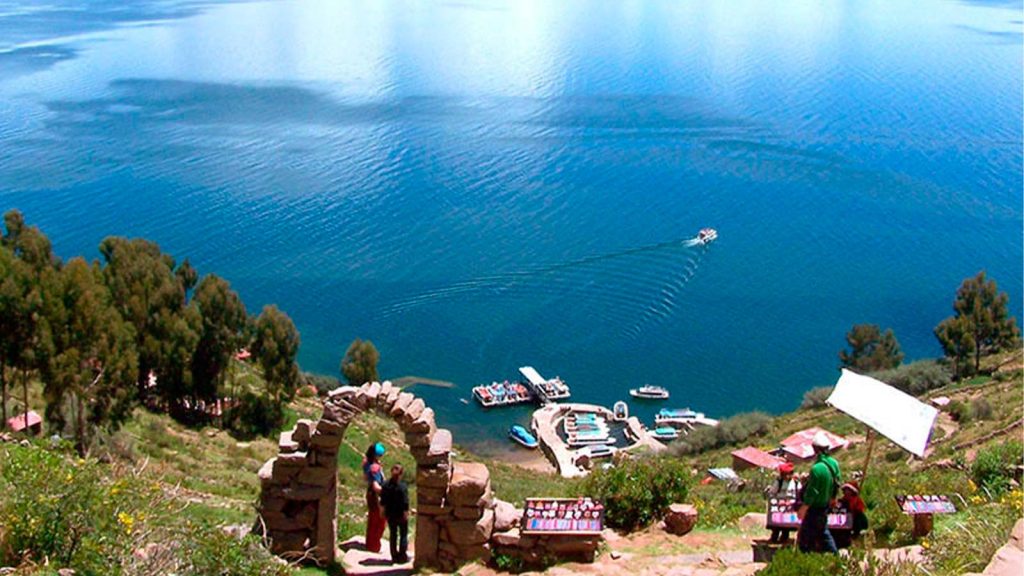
117;511;134;534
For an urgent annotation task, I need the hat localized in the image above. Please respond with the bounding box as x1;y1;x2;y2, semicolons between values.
778;462;795;474
811;431;831;449
374;442;386;457
841;482;859;495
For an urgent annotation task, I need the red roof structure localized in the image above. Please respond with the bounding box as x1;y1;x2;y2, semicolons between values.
779;426;848;461
731;446;786;471
6;410;42;433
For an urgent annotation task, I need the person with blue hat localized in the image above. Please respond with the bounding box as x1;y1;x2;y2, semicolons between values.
363;442;387;553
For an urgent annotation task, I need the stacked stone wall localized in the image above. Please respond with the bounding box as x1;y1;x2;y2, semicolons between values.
255;381;496;570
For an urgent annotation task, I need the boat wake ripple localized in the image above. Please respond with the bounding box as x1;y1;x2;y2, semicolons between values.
379;232;714;339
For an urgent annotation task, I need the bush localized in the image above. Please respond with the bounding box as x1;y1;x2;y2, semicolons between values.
223;392;285;439
869;360;951;396
303;372;341;396
579;456;691;532
800;386;833;409
0;443;289;575
758;547;847;575
673;411;773;455
971;441;1023;494
947;400;972;423
927;492;1023;574
970;397;994;421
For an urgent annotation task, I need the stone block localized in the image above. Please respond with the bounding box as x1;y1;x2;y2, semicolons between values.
377;381;393;409
454;506;483;520
405;408;436;435
308;448;337;467
493;499;520;532
428;428;452;457
418;485;447;505
328;386;359;400
382;385;401;412
293;419;313;444
405;431;432;449
445;508;494;545
400;398;426;425
282;484;330;501
664;503;699;536
416;463;452;489
321;402;354;426
389;392;414;418
279;431;299;453
310;431;342;450
358;381;382;406
260;495;288;513
276;451;308;467
258;458;276;486
417;503;449;516
314;485;337;564
261;505;316;532
455;542;491;563
491;527;521;547
268;530;309;555
413;516;440;569
316;418;346;437
448;462;490;506
298;465;336;487
546;536;599;560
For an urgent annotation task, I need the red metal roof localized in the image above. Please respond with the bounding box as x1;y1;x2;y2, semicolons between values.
6;410;41;432
779;426;848;458
731;446;786;470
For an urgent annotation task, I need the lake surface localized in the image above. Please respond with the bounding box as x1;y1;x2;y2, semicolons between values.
1;0;1021;454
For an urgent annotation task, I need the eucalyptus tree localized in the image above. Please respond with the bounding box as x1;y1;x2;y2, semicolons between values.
839;323;904;373
935;271;1020;377
189;274;247;415
341;338;380;386
250;305;301;407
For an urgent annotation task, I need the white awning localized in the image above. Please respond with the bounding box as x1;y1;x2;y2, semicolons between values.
827;369;938;457
519;366;546;387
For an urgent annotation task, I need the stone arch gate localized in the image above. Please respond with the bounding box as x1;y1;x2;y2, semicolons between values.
256;381;496;570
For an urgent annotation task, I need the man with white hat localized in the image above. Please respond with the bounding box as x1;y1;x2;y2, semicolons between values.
797;431;841;553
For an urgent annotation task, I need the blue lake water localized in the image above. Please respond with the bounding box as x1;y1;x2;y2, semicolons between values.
0;0;1021;455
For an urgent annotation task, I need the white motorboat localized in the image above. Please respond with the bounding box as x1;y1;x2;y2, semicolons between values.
698;228;718;245
629;385;670;400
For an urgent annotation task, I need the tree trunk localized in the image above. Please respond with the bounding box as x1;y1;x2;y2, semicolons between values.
76;394;86;457
22;370;29;436
974;337;982;375
0;359;7;425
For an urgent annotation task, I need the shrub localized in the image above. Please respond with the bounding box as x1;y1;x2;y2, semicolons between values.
800;386;833;409
579;456;691;532
971;441;1023;494
0;443;290;575
673;411;773;455
869;360;951;396
758;547;847;575
970;397;994;421
223;392;285;439
926;492;1023;574
303;372;341;396
947;400;972;423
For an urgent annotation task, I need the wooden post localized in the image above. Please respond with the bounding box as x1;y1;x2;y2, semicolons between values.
861;428;877;484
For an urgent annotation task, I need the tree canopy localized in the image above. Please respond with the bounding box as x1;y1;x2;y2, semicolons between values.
251;305;301;405
839;323;903;373
189;274;248;409
935;271;1020;377
341;338;380;386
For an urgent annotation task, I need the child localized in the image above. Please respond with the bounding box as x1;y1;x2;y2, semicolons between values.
764;462;800;543
380;464;410;563
840;482;868;538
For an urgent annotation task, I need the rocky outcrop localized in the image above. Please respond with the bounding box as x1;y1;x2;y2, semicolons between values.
255;382;492;570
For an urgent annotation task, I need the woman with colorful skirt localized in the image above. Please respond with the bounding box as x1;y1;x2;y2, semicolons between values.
363;442;386;553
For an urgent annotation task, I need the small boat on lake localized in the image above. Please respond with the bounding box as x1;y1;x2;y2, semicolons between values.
698;228;718;245
629;385;670;400
655;407;718;428
612;401;628;421
650;426;680;441
567;434;617;447
509;424;539;449
579;445;616;459
472;380;534;408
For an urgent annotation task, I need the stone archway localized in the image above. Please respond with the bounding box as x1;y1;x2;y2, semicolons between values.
256;381;495;570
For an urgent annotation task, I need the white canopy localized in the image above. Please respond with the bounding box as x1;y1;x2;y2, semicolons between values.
826;369;938;457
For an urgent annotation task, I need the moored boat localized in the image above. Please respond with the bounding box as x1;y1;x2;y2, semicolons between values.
629;384;670;400
650;426;680;440
509;424;539;449
579;445;616;459
612;401;629;421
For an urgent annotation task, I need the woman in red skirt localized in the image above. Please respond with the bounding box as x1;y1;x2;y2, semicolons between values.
363;442;387;553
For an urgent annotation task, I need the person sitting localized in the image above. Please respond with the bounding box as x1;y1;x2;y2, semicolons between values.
838;481;868;544
380;464;410;564
765;462;801;543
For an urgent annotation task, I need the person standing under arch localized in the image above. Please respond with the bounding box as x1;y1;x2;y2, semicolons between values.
363;442;387;553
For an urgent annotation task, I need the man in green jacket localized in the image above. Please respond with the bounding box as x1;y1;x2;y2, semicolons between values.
797;432;841;553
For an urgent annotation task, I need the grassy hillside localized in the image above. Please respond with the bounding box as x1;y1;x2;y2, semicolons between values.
1;350;1020;575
